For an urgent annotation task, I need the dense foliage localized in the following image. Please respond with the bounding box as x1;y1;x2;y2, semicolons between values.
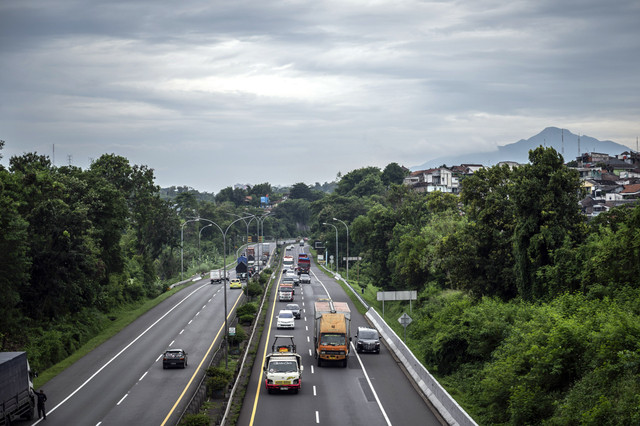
3;142;639;423
336;148;640;424
0;146;298;371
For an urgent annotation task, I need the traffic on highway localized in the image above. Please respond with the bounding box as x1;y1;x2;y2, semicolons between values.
13;242;441;426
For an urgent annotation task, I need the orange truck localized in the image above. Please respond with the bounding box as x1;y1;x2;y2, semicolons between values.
313;299;351;367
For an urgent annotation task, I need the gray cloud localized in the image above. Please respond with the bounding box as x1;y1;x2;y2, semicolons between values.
1;0;639;192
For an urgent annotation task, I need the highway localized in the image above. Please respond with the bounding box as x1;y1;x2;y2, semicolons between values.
19;273;245;426
237;243;443;426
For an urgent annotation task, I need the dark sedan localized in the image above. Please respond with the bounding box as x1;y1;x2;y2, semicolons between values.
163;349;188;368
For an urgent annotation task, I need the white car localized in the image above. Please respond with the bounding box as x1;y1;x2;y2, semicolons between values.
276;310;295;329
299;273;311;284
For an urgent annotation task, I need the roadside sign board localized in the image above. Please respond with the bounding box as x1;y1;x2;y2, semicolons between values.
398;313;412;342
398;313;413;326
229;327;236;336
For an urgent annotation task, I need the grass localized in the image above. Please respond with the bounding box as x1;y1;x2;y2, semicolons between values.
34;281;196;388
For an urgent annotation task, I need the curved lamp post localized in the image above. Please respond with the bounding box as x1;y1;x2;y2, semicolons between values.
199;223;213;260
197;215;253;368
181;218;201;280
323;222;339;275
333;217;349;281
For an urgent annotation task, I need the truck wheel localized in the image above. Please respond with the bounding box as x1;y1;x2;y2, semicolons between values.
317;357;322;367
294;388;299;394
267;388;273;394
343;358;348;368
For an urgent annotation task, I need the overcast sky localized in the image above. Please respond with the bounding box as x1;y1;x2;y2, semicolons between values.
1;0;639;193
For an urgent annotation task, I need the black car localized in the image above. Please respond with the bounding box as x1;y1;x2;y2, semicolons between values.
286;303;301;319
355;327;380;354
163;349;188;368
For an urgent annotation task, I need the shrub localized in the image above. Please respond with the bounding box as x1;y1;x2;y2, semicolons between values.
236;302;258;317
206;366;233;397
238;314;254;325
180;413;210;426
228;324;247;345
245;282;263;297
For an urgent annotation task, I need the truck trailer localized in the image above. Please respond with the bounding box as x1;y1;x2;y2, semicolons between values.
313;299;351;367
1;352;36;424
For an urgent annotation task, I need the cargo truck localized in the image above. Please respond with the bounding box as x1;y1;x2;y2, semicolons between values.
246;247;255;267
236;256;248;281
264;335;303;394
209;269;228;283
297;253;310;275
1;352;36;424
279;282;294;302
282;255;294;270
313;299;351;367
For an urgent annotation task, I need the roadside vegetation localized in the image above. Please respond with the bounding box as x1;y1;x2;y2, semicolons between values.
2;139;639;424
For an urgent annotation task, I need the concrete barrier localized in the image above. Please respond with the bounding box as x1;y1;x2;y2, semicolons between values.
366;308;477;426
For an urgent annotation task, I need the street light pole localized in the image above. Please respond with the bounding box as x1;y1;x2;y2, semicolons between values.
199;223;213;260
333;218;349;281
256;212;273;270
181;218;201;281
323;222;338;275
197;215;253;369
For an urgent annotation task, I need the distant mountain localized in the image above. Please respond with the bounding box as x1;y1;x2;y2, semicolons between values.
411;127;632;170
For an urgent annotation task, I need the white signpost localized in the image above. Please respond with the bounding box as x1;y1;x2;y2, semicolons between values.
377;290;418;316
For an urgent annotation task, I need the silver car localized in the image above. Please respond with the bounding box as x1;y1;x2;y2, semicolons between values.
299;273;311;284
286;303;301;319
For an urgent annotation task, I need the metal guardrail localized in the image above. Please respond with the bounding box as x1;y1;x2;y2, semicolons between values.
328;271;476;426
365;308;477;426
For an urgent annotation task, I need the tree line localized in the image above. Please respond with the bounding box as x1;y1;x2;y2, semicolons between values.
3;141;638;423
316;147;639;424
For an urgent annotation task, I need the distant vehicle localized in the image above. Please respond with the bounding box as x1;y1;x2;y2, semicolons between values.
281;276;295;286
297;254;310;275
163;349;188;369
355;327;381;354
0;352;36;422
299;239;304;246
236;258;248;282
247;247;256;267
285;272;300;286
299;273;311;284
286;303;301;319
276;310;295;329
230;278;242;289
279;282;294;301
283;255;295;270
210;269;228;283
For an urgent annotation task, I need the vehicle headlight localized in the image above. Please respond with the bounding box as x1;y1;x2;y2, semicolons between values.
267;379;273;384
320;350;326;355
293;379;299;384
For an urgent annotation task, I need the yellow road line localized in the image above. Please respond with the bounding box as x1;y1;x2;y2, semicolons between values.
161;291;244;426
249;270;283;425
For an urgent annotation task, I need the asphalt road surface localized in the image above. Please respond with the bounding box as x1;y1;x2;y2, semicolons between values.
237;243;443;426
19;275;244;426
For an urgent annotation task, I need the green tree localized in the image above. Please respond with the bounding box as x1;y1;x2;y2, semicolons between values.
457;164;517;299
511;147;585;300
335;166;383;197
381;162;407;186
